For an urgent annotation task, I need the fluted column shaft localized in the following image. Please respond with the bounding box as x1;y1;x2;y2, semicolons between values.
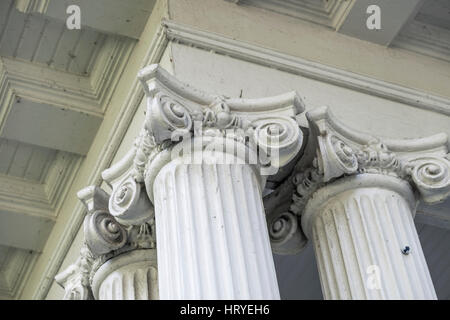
153;156;280;299
303;175;437;300
92;250;158;300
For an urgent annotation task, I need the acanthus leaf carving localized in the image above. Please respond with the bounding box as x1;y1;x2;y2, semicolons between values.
355;139;404;176
264;176;308;255
54;244;94;300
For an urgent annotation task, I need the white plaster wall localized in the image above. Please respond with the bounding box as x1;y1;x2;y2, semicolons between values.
167;0;450;100
170;43;450;144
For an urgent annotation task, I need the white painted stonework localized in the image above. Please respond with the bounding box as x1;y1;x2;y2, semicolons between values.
307;182;436;299
137;65;303;299
56;64;306;299
55;62;450;300
92;250;158;300
294;107;448;299
2;0;449;300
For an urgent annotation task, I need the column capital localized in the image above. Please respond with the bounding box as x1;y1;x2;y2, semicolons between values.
56;64;307;298
136;64;305;200
299;106;448;232
266;106;449;253
55;185;157;299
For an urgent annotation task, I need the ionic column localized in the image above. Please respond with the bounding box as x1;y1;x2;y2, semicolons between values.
153;155;278;299
137;64;305;299
287;106;450;300
92;250;158;300
56;64;306;300
303;175;435;299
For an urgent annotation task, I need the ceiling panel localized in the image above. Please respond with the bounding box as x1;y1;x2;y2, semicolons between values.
0;245;36;299
391;0;450;65
237;0;354;29
0;138;56;183
416;0;450;30
0;0;106;75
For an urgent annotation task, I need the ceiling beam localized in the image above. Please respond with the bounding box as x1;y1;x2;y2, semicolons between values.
0;175;54;252
0;209;55;252
0;36;134;154
0;154;80;251
337;0;425;46
15;0;155;39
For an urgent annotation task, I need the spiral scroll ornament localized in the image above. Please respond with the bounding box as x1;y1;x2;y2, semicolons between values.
317;135;358;181
268;211;307;254
84;210;127;256
407;156;450;203
146;93;193;144
269;211;297;242
252;116;303;171
332;137;358;170
132;129;157;182
111;180;138;213
109;177;154;226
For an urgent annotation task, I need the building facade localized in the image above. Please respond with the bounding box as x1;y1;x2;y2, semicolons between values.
0;0;449;300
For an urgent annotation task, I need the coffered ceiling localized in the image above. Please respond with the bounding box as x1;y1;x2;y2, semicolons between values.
0;0;155;299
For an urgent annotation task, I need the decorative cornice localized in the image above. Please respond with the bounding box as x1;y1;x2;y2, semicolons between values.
0;57;99;119
163;20;450;116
